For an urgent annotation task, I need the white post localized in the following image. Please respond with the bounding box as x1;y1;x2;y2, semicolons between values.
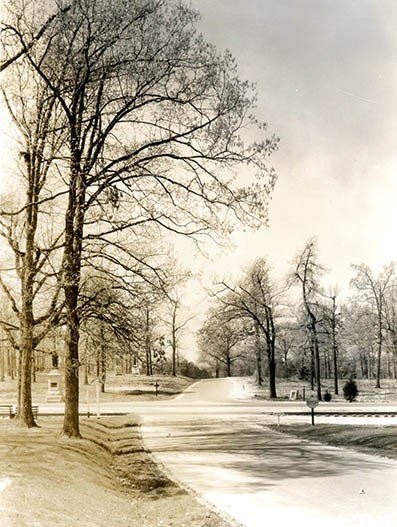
86;387;90;417
96;381;100;417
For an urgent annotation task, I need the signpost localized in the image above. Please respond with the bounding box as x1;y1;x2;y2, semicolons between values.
306;395;319;425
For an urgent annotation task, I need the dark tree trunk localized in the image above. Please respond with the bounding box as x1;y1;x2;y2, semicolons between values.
226;349;232;377
0;349;4;382
376;326;382;389
268;352;277;399
254;321;262;386
19;184;38;428
331;296;339;394
63;282;81;438
312;325;322;401
172;306;177;376
267;315;277;399
62;165;85;438
145;307;152;376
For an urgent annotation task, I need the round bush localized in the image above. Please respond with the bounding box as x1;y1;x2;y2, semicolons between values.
343;378;358;402
323;390;332;402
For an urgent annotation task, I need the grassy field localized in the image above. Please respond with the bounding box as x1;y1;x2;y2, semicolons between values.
272;424;397;461
1;373;397;526
0;373;195;406
1;374;239;527
252;377;397;402
0;415;240;527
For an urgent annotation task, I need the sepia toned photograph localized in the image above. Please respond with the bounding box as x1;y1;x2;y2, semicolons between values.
1;1;397;526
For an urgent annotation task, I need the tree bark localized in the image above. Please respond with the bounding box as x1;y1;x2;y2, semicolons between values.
254;321;262;386
62;164;85;438
171;305;177;376
19;182;38;427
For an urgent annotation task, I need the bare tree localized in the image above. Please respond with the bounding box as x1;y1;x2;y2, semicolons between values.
351;263;394;388
3;0;277;436
214;258;282;398
0;2;73;72
292;238;325;400
0;61;65;426
198;312;247;377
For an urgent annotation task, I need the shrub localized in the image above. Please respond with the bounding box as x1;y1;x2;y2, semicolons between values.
323;390;332;402
343;378;358;402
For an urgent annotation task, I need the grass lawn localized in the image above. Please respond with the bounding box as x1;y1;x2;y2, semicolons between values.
2;373;397;526
0;373;196;406
252;377;397;402
271;424;397;461
0;415;239;527
0;374;239;527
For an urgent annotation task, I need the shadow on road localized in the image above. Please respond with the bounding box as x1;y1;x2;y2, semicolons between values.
144;418;393;493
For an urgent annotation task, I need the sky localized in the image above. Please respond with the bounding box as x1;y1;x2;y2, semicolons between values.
1;1;397;357
184;0;397;296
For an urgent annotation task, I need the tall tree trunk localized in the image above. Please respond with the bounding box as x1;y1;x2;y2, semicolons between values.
0;349;5;382
267;313;277;398
171;305;177;376
62;167;85;438
331;296;339;394
19;187;38;427
63;282;81;437
268;346;277;399
310;341;314;391
376;325;382;389
145;307;152;376
226;347;232;377
254;321;262;386
310;324;322;400
99;326;106;393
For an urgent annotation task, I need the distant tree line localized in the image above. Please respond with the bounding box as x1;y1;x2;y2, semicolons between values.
198;237;397;400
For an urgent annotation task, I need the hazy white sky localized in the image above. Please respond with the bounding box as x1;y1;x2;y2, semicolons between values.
186;0;397;295
1;0;396;292
1;1;397;355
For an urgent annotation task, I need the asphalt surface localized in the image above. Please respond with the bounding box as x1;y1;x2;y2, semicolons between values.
31;378;397;526
138;378;397;527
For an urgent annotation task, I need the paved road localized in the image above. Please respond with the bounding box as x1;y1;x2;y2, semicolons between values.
136;378;397;527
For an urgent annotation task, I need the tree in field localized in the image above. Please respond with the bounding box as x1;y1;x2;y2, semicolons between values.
378;276;397;380
160;268;192;376
214;258;282;398
0;60;65;426
350;263;394;388
291;238;325;400
197;310;247;377
2;0;277;437
341;301;377;379
327;293;340;394
276;321;301;379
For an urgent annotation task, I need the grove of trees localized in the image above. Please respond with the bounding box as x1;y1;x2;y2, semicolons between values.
198;238;397;401
0;0;277;436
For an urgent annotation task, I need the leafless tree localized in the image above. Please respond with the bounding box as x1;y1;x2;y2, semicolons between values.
3;0;277;436
291;238;325;400
213;258;283;398
198;311;247;377
0;60;65;426
351;263;395;388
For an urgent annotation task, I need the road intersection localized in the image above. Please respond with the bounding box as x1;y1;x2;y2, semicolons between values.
36;377;397;526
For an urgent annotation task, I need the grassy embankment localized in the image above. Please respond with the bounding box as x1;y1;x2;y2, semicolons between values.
272;424;397;461
0;374;238;527
263;377;397;461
